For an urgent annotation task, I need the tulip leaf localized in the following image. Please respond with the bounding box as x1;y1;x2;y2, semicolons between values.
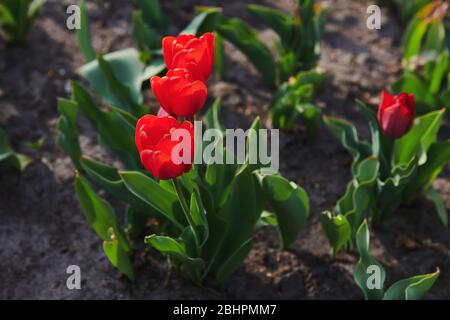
355;100;389;173
383;269;440;300
125;206;149;236
354;221;386;300
0;126;32;171
425;189;448;226
403;19;428;59
141;58;166;81
217;17;276;86
392;71;437;113
354;221;440;300
103;229;135;281
181;7;221;36
206;165;259;275
394;109;444;166
131;11;161;51
246;4;296;45
320;212;351;256
135;0;168;32
80;157;163;219
376;156;417;221
204;97;224;132
214;32;224;79
79;48;146;116
324;116;372;175
215;238;253;284
56;98;81;170
70;81;139;168
74;174;130;253
75;0;95;63
144;234;205;280
322;156;379;253
261;174;310;249
0;0;46;44
204;144;238;208
429;50;449;94
119;171;185;230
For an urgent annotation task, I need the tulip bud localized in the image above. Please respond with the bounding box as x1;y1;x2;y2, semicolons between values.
135;115;194;180
151;68;207;118
377;90;415;139
162;32;215;82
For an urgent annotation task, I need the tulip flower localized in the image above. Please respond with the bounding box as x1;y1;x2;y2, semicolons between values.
377;90;415;139
135;115;194;180
151;68;208;118
162;32;215;82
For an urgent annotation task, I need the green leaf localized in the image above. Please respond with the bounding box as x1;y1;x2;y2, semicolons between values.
0;0;46;44
215;238;253;283
119;171;185;230
403;19;428;59
425;189;448;226
190;190;209;245
383;269;440;300
354;221;386;300
376;156;418;221
145;234;205;280
394;109;444;165
429;50;449;94
204;165;259;278
423;21;445;54
214;32;224;79
324;116;373;175
141;58;166;80
392;71;436;112
355;100;389;173
261;174;309;249
181;7;221;35
76;0;95;62
135;0;168;32
131;10;161;51
74;174;130;253
70;81;139;168
217;17;276;86
125;206;149;236
0;126;32;171
56;98;81;170
246;4;296;45
79;48;146;115
80;157;160;216
405;140;450;195
204;97;223;131
103;230;135;281
320;212;351;255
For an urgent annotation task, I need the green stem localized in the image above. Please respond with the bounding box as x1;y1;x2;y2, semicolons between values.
172;178;200;252
172;178;193;227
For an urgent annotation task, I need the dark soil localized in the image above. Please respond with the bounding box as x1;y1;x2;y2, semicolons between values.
0;0;448;299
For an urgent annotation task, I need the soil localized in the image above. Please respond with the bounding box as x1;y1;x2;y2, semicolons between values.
0;0;449;299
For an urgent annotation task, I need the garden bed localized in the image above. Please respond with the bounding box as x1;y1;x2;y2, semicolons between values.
0;0;448;299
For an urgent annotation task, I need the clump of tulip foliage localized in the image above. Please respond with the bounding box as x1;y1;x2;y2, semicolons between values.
197;1;328;132
0;0;47;44
354;221;440;300
322;90;450;254
58;31;309;283
391;0;450;115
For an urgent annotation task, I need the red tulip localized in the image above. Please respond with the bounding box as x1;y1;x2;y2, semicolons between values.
377;90;415;139
135;115;194;180
151;68;207;118
162;32;214;82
